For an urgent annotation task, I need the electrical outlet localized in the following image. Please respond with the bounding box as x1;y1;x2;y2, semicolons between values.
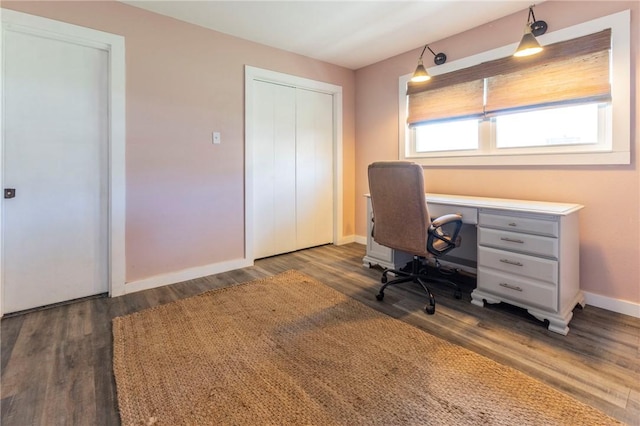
213;132;221;144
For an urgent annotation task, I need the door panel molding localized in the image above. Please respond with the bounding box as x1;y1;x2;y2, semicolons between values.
244;65;343;262
0;9;126;314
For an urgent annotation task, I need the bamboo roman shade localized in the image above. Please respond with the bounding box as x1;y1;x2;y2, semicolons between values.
408;80;485;124
406;29;611;126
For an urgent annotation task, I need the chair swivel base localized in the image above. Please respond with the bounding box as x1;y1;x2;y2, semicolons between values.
376;275;436;314
375;258;462;315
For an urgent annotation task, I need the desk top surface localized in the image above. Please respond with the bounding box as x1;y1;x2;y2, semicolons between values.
365;193;583;215
426;193;584;215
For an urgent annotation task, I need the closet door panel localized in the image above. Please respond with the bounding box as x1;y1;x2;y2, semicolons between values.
295;89;334;250
253;81;296;258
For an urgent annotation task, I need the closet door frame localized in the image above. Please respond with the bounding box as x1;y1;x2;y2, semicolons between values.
244;66;343;262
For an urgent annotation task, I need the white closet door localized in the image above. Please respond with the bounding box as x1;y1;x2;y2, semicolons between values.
252;81;297;259
295;89;334;250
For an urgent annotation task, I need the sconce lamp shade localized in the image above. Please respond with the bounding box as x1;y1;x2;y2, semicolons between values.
411;60;431;82
514;25;543;57
411;45;444;83
514;6;547;57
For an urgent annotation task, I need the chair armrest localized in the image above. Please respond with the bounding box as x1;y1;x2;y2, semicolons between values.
427;213;463;256
431;213;463;228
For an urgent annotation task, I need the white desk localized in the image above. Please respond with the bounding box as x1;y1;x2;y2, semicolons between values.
363;193;584;335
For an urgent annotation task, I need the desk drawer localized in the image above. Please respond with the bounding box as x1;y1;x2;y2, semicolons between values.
479;212;558;237
478;228;558;258
429;204;478;225
478;246;558;284
478;267;558;311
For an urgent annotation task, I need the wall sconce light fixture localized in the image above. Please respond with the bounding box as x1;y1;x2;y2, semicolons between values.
514;5;548;57
411;45;447;83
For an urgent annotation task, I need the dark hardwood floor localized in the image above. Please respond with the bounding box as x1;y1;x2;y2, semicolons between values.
2;243;639;425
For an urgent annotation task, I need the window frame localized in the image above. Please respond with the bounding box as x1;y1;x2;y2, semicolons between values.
398;10;630;166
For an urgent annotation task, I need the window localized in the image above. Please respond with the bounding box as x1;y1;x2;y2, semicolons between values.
414;119;478;153
398;10;630;166
495;103;603;149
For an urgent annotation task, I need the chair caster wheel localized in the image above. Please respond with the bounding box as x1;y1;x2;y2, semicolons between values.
376;292;384;301
381;275;387;284
454;290;462;299
425;305;435;315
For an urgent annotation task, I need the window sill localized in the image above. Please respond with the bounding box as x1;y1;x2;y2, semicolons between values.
403;150;630;167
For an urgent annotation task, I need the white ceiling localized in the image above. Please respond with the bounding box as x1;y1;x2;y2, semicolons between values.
121;1;536;70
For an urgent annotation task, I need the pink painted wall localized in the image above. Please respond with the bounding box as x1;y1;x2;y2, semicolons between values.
4;1;638;306
3;1;356;282
355;1;640;304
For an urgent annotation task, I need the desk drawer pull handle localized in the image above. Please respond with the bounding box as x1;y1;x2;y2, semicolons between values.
500;259;523;266
499;282;523;292
500;237;524;244
508;222;518;227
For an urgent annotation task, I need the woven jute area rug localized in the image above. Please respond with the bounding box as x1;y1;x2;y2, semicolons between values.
113;270;619;425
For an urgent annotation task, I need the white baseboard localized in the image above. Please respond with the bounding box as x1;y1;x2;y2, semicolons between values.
583;291;640;318
122;237;356;297
123;258;253;296
336;235;356;245
354;235;367;245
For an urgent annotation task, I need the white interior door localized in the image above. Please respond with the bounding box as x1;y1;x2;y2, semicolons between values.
252;81;297;259
296;89;334;250
2;25;109;313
